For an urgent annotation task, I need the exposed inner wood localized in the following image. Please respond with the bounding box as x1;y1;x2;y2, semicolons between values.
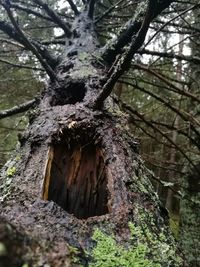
43;147;54;201
43;142;109;219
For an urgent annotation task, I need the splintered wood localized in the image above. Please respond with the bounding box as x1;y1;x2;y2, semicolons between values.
43;143;109;219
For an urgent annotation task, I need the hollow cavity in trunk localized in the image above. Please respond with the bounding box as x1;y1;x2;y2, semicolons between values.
43;141;110;219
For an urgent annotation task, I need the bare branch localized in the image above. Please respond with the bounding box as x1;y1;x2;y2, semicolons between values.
95;0;124;24
66;0;79;16
0;58;44;71
102;0;173;66
138;48;200;65
0;99;37;120
144;3;200;47
0;37;24;48
143;164;182;197
10;2;52;21
121;80;200;140
94;0;166;108
119;99;200;173
1;1;58;81
88;0;96;19
0;21;58;69
133;63;200;104
32;0;72;37
128;107;200;149
154;18;200;34
130;118;175;149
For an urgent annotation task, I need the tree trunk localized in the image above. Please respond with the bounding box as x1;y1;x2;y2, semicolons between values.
165;34;183;213
0;12;180;267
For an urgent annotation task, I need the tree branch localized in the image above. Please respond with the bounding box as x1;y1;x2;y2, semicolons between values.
0;21;58;68
154;18;200;34
0;99;37;120
66;0;79;16
128;109;200;149
130;118;175;149
144;3;200;48
95;0;124;24
133;63;200;104
121;80;200;140
0;37;24;48
119;99;200;173
10;2;52;22
1;1;58;81
94;0;162;108
32;0;72;37
102;0;173;66
0;58;44;71
137;48;200;65
88;0;96;19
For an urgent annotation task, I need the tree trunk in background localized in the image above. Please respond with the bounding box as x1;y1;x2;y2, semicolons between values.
165;34;183;213
179;4;200;266
165;114;179;212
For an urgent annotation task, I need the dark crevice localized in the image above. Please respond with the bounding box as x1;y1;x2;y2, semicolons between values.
43;140;110;219
50;81;86;106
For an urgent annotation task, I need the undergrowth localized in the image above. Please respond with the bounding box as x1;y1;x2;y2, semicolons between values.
89;223;161;267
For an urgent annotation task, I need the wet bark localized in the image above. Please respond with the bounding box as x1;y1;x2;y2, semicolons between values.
0;11;179;267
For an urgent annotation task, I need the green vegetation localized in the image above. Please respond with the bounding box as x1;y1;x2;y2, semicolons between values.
6;166;16;177
0;242;7;256
179;185;200;266
68;245;80;264
0;159;19;201
169;213;180;240
90;228;159;267
89;222;180;267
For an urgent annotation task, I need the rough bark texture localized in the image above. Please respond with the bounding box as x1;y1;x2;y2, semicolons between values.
0;101;180;266
0;10;180;267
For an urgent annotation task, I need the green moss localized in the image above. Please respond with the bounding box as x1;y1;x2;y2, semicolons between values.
91;221;181;266
78;52;91;61
15;155;21;161
6;166;16;177
70;65;96;79
0;242;7;256
0;163;17;202
89;223;163;267
68;245;80;264
134;206;181;266
90;230;159;267
169;213;180;239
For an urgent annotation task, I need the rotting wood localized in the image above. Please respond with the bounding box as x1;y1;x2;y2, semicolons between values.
42;146;54;200
43;140;110;219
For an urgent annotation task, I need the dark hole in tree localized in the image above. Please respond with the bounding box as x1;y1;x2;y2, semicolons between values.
50;82;86;106
44;142;109;219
